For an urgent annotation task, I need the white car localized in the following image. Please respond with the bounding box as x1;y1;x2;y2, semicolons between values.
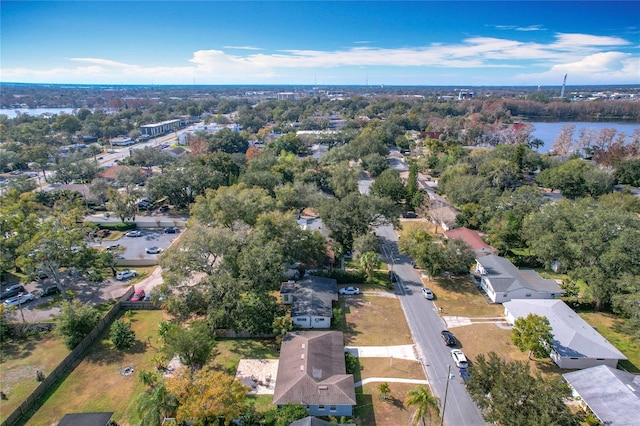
422;287;434;300
145;246;162;254
125;230;143;237
116;270;138;281
451;349;468;368
339;286;360;295
4;293;35;307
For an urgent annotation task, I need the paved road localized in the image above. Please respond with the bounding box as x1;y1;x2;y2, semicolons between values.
377;224;485;426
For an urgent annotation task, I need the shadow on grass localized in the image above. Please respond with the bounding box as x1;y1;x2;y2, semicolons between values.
0;337;39;360
354;389;376;426
223;338;279;359
84;340;125;365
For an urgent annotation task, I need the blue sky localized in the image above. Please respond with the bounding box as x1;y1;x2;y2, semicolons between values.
1;1;638;86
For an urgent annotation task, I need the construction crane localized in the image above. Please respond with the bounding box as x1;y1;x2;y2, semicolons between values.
560;74;567;98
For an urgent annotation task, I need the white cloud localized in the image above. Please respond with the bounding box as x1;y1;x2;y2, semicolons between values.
1;33;637;85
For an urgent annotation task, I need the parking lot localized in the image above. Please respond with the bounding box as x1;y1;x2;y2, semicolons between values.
93;228;180;259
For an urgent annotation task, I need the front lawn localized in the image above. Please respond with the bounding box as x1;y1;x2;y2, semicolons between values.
355;382;440;426
422;276;504;317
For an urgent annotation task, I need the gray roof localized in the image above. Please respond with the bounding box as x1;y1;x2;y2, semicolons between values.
288;276;338;318
504;299;627;361
563;365;640;426
477;255;563;294
273;331;356;407
290;417;355;426
58;412;114;426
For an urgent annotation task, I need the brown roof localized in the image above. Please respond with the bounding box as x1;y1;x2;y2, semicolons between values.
273;331;356;407
445;227;497;255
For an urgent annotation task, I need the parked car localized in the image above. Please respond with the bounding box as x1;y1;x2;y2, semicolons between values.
339;286;360;295
97;229;111;237
451;349;468;368
441;330;456;346
145;246;162;254
116;270;138;281
163;227;180;234
131;289;146;302
1;285;26;300
4;292;35;307
40;286;61;297
159;205;170;213
106;244;120;251
401;211;418;218
125;230;143;237
422;287;434;299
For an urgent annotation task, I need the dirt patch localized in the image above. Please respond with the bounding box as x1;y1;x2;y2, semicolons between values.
235;359;279;395
342;295;413;346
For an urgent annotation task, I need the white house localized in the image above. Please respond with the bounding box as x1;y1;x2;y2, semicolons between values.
280;276;338;329
475;255;564;303
504;299;627;369
563;365;640;426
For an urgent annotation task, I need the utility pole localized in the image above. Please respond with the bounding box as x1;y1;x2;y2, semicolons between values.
440;365;452;426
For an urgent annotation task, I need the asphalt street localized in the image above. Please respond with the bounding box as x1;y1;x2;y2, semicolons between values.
377;224;485;425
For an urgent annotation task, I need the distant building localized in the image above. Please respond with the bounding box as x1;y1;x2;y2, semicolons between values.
278;92;295;101
139;119;181;136
445;227;498;257
110;136;134;146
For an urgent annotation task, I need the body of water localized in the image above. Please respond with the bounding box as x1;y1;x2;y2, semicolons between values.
529;121;639;153
0;108;79;118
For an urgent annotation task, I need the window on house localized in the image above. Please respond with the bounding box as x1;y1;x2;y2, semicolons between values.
330;405;337;412
314;318;324;322
525;293;531;297
318;405;325;410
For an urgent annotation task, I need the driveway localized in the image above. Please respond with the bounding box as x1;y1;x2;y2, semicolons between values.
345;345;418;361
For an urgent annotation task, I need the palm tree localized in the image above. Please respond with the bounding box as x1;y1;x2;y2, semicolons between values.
405;385;440;426
377;381;391;400
360;251;379;283
134;380;178;426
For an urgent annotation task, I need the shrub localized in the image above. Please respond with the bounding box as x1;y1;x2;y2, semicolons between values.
56;300;101;349
110;318;136;350
98;222;138;232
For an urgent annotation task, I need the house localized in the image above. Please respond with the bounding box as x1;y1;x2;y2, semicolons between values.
428;204;459;232
273;331;356;417
563;365;640;426
475;255;564;303
445;227;497;257
280;276;338;329
504;299;627;369
57;412;114;426
290;416;355;426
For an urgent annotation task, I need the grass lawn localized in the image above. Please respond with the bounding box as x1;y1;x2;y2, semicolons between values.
339;294;413;346
355;382;440;426
422;276;504;317
356;358;424;384
210;338;280;376
0;333;70;423
578;311;640;373
25;310;168;426
450;323;564;378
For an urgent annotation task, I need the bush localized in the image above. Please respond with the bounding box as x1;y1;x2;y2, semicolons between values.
56;300;101;349
110;318;136;350
97;222;138;232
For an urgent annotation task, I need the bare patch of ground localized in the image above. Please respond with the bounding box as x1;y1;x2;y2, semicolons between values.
235;359;279;395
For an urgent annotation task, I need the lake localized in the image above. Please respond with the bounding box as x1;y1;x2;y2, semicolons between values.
0;107;79;118
529;122;639;153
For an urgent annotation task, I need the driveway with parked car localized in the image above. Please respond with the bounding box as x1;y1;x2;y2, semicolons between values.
93;228;180;260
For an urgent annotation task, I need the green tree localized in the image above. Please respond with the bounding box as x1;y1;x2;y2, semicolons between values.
56;300;101;349
405;385;440;426
370;168;406;203
134;380;178;426
163;320;215;371
352;232;380;260
110;318;136;350
263;403;308;426
107;188;137;222
466;352;576;426
361;153;389;177
512;314;554;360
360;251;379;283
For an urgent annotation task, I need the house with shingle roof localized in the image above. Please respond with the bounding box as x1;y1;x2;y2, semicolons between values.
563;365;640;426
504;299;627;369
273;331;356;417
280;276;338;329
445;227;497;257
475;255;564;303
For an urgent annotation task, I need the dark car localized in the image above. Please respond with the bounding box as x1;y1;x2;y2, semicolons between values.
164;227;180;234
402;211;418;218
40;286;61;297
1;285;26;301
159;205;170;213
441;330;456;346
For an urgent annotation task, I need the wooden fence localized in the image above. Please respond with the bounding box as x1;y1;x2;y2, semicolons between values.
0;286;159;426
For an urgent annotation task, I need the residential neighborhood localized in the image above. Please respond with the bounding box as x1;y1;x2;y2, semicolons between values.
0;81;639;426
